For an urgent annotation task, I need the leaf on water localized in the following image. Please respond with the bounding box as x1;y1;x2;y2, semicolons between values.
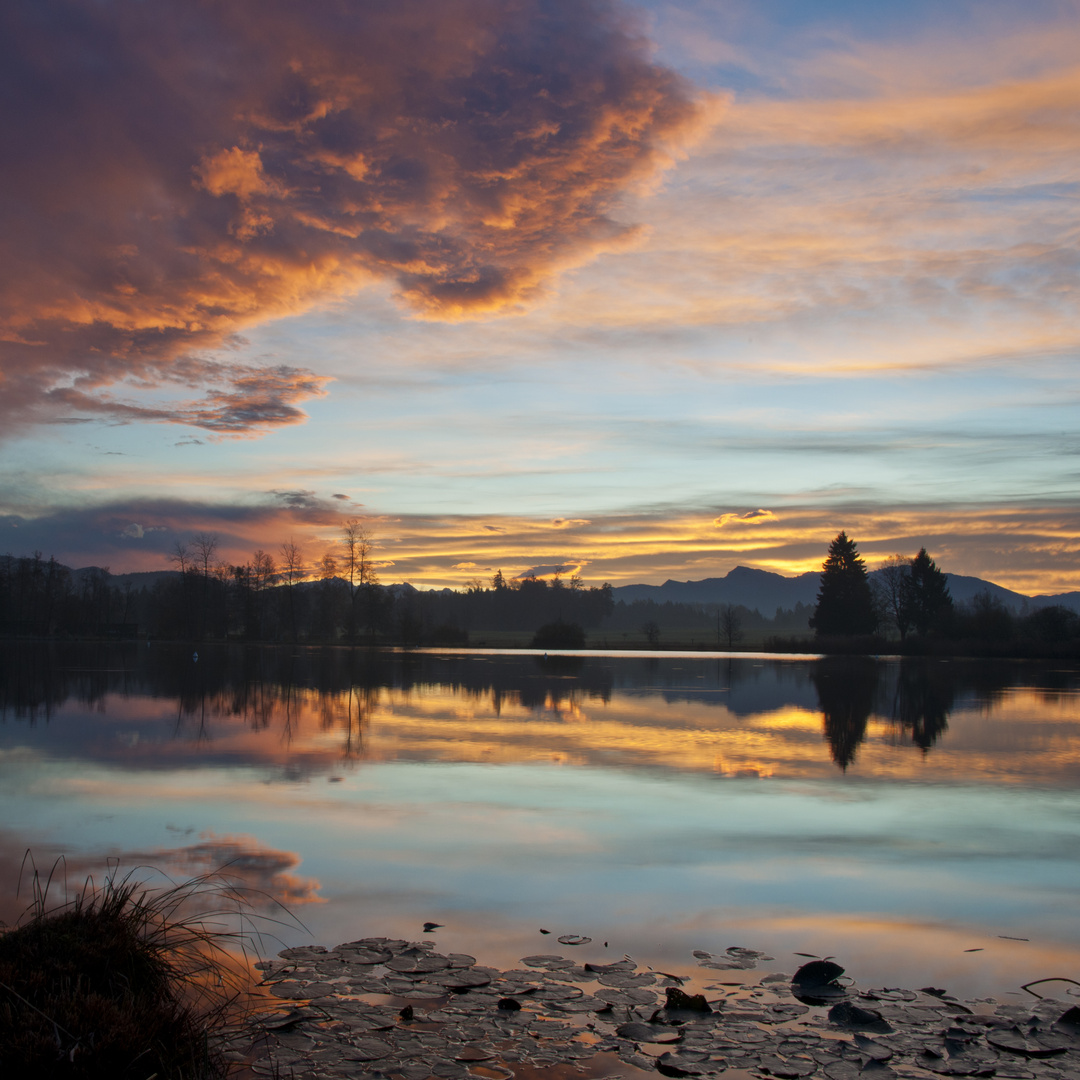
598;971;656;988
986;1028;1071;1057
828;1001;893;1034
558;934;592;945
455;1046;495;1062
423;922;444;932
998;935;1030;941
791;960;847;1005
616;1022;683;1043
334;946;394;965
446;953;478;968
437;970;493;990
962;948;983;953
349;1038;395;1062
539;928;551;934
584;960;637;973
386;954;453;974
665;987;711;1013
853;1034;893;1061
596;987;659;1005
521;954;574;969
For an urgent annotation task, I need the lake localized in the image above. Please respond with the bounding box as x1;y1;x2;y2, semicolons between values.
2;643;1079;1003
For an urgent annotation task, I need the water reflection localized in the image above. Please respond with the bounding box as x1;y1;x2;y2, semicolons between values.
3;644;1080;999
3;644;1079;780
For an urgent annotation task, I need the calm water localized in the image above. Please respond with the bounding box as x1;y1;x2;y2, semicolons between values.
2;643;1079;1001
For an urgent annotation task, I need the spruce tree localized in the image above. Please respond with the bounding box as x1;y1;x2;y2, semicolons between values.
810;532;877;636
902;548;952;635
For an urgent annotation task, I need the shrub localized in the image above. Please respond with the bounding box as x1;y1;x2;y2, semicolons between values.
0;863;270;1079
531;620;586;649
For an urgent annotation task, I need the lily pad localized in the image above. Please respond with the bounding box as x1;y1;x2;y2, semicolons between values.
387;954;453;974
455;1046;495;1061
986;1027;1071;1057
596;987;659;1006
656;1051;711;1076
792;959;847;1005
347;1037;395;1062
828;1001;892;1033
557;934;592;945
598;971;656;988
616;1021;683;1043
759;1054;817;1078
665;987;711;1013
521;954;574;969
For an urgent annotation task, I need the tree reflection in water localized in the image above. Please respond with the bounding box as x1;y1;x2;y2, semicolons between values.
811;657;878;770
0;642;1071;773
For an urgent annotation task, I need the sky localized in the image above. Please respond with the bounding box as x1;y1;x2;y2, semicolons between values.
2;0;1080;593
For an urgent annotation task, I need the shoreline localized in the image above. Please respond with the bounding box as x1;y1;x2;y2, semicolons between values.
223;935;1080;1080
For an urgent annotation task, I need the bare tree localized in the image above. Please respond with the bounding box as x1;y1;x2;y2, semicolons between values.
341;519;378;640
280;538;305;642
718;604;744;649
875;554;912;640
169;541;191;575
191;532;218;577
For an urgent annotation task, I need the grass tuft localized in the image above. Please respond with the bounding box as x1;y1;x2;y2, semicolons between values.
0;855;292;1079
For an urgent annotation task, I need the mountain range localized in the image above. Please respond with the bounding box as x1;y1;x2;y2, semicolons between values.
611;565;1080;615
68;564;1080;616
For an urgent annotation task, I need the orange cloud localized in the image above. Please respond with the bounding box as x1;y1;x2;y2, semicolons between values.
715;509;777;528
0;0;704;433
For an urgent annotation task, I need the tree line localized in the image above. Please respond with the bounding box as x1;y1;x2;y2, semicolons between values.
0;523;615;644
807;531;1080;650
3;524;1079;653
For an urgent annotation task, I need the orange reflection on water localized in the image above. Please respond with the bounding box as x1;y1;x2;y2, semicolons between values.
85;680;1078;787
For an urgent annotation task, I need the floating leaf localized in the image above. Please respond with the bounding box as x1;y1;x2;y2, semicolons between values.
521;954;574;969
557;934;592;946
791;960;847;1005
386;954;453;974
986;1028;1071;1057
349;1038;395;1062
828;1001;892;1033
423;921;444;932
455;1046;495;1062
665;987;711;1013
616;1022;682;1044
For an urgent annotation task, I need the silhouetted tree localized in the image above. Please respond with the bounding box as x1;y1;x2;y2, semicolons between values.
959;589;1013;642
342;518;378;640
903;548;952;636
875;554;912;639
642;620;660;646
810;532;877;637
280;539;305;643
718;604;743;649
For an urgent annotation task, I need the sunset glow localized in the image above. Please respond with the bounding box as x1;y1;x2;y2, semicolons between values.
2;1;1080;594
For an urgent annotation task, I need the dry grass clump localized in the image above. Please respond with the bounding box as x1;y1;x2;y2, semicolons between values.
0;860;276;1080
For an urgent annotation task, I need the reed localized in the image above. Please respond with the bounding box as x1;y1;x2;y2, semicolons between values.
0;856;285;1079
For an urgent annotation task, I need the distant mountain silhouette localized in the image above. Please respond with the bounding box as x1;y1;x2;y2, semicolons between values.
55;561;1080;615
612;565;1080;615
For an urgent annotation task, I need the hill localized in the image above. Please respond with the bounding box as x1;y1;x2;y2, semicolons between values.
612;565;1080;615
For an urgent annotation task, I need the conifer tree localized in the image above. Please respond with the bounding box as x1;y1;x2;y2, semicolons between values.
902;548;952;635
810;532;877;636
